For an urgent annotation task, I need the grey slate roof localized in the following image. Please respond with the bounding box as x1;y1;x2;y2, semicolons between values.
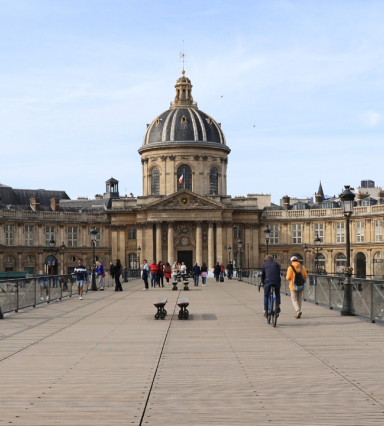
0;185;70;207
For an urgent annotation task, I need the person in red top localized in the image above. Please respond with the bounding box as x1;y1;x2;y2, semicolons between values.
164;262;172;285
150;260;158;288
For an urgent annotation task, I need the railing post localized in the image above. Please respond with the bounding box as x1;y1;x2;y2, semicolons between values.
48;278;51;304
33;279;36;307
315;275;318;304
60;278;62;300
15;284;19;313
329;277;333;309
371;283;375;323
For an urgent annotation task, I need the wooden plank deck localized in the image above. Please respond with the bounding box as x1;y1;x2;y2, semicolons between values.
1;278;384;425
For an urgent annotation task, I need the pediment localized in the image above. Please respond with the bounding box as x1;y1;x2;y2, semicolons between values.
143;190;226;210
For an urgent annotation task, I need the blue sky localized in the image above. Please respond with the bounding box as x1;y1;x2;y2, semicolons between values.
1;0;384;203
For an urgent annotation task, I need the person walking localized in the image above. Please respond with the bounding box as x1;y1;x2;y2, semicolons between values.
201;263;208;286
73;259;88;300
114;259;123;291
220;263;225;281
227;261;233;280
172;262;178;282
150;260;158;288
261;254;281;318
213;262;221;282
164;262;172;285
142;259;150;290
192;262;201;286
109;262;115;279
286;256;307;319
95;261;105;290
157;261;164;287
180;262;187;279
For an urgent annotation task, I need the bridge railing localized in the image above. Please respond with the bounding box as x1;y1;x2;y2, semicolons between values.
0;269;139;318
233;268;384;324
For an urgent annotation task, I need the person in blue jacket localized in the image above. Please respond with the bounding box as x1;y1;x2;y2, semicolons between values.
192;262;201;286
73;259;88;300
95;261;105;291
261;254;281;317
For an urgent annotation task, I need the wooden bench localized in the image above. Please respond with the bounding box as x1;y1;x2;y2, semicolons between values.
153;298;167;320
177;297;189;320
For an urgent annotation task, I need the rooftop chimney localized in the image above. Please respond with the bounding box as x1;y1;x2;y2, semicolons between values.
315;193;323;204
30;197;40;211
50;197;60;211
283;195;290;210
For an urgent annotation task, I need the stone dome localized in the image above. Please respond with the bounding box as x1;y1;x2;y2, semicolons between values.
139;71;229;152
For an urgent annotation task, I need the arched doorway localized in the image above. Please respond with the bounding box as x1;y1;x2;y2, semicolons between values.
373;252;383;278
355;252;366;278
44;255;58;275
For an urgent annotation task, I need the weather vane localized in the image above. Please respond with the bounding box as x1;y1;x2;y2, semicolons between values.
179;40;187;72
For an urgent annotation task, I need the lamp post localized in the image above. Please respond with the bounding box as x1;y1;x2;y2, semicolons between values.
90;227;98;291
237;239;243;281
228;245;231;265
263;225;271;255
247;243;250;268
137;246;141;272
339;185;355;316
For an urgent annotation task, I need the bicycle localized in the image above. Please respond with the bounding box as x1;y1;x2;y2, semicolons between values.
259;283;279;327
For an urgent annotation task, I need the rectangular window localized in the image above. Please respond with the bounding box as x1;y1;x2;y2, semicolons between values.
336;222;345;243
314;223;324;243
233;226;242;239
356;221;365;243
292;224;302;244
95;227;101;247
269;224;279;244
25;225;34;246
5;225;13;246
68;226;78;247
46;226;55;246
375;220;382;242
128;228;137;240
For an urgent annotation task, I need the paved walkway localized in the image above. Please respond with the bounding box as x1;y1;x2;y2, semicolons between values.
1;278;384;425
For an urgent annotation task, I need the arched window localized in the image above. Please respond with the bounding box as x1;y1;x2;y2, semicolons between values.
128;228;137;240
335;253;347;272
209;167;218;194
292;254;303;265
315;254;326;270
177;164;192;191
151;168;160;195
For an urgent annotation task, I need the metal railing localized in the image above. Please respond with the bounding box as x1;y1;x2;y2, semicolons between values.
0;269;139;318
233;268;384;324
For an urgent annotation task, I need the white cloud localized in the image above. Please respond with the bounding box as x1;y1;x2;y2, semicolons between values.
362;110;382;127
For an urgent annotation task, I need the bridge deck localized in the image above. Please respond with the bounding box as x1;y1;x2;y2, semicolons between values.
1;278;384;425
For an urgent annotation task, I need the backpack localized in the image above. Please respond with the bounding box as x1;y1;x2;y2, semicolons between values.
290;264;305;291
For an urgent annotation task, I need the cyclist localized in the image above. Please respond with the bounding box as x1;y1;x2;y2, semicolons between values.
261;254;281;317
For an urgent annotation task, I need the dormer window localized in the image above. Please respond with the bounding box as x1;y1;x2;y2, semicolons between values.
181;116;187;124
156;118;162;126
206;118;213;125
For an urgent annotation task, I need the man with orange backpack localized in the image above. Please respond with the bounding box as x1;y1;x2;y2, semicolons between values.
286;256;308;319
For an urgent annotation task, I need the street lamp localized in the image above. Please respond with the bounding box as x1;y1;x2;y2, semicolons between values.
90;227;98;291
137;246;141;270
228;245;232;264
263;225;271;255
237;239;242;268
339;185;355;316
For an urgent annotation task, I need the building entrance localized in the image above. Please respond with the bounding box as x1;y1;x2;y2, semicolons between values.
177;251;193;274
355;252;366;278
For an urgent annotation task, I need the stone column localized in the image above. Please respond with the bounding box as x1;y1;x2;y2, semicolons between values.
167;222;174;265
118;228;126;265
216;222;223;264
60;225;64;246
146;223;154;263
0;252;3;272
111;226;118;262
252;224;259;268
17;252;23;272
38;225;44;246
208;221;214;270
156;222;162;262
244;225;252;268
196;221;202;266
38;252;43;275
0;225;4;246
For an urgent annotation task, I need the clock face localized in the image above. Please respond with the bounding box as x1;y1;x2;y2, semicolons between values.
179;196;190;206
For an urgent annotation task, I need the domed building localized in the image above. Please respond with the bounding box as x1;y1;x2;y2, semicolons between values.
139;70;230;197
108;71;270;272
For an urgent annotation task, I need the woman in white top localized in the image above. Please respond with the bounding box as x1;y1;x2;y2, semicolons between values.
172;262;178;281
180;262;187;278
